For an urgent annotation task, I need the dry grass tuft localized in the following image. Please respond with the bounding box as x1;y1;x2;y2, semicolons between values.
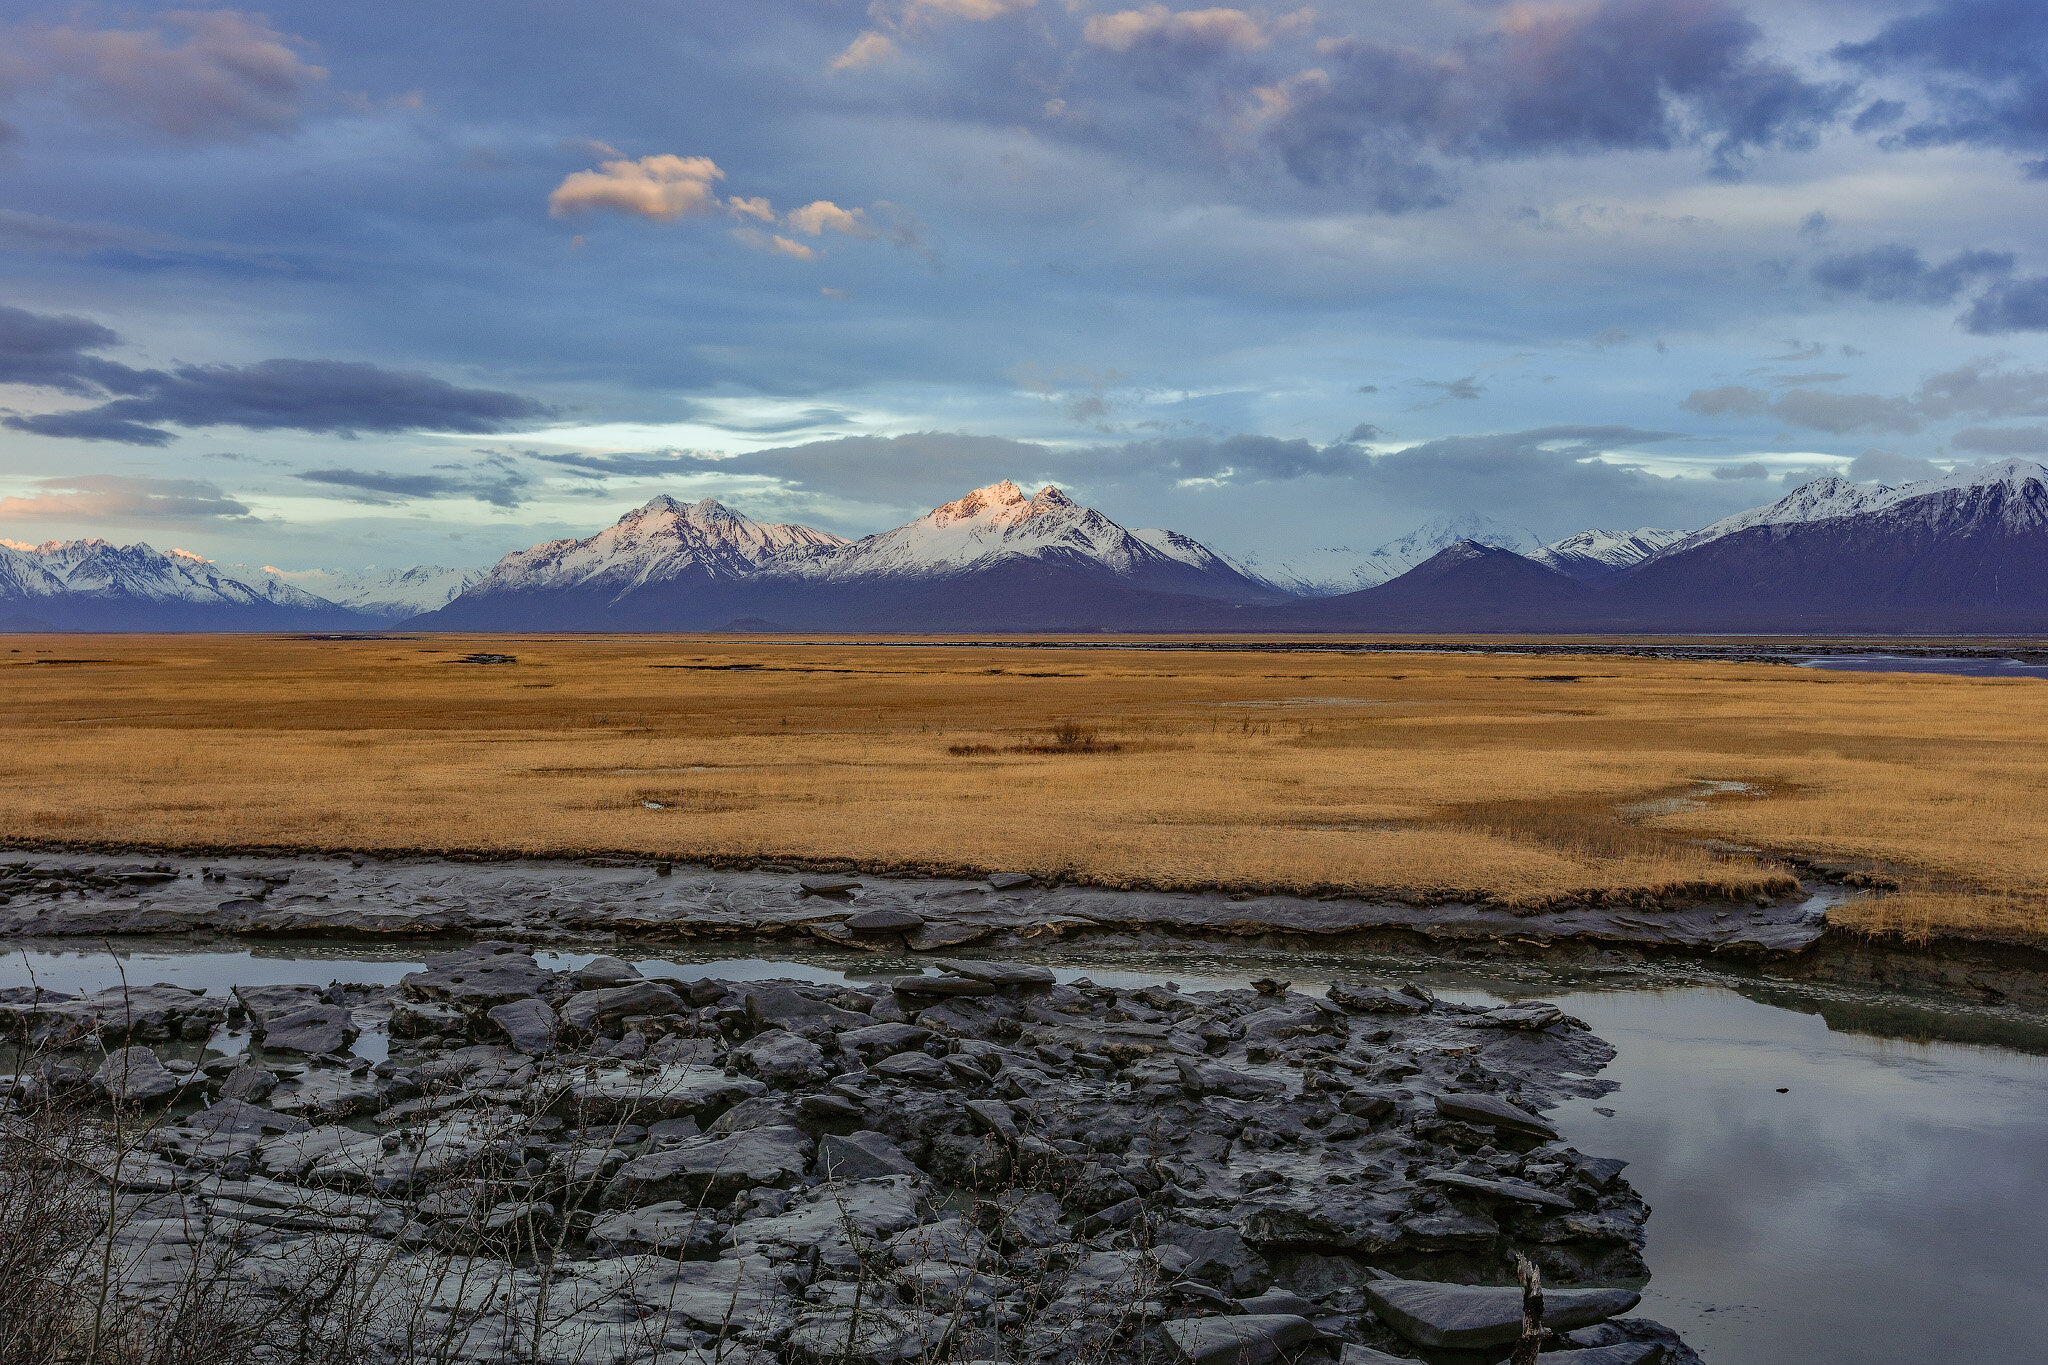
3;633;2048;941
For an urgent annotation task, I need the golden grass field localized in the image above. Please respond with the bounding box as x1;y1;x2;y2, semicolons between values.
3;633;2045;946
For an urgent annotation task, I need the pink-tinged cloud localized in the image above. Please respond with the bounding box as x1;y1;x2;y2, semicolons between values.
0;475;251;525
1083;5;1277;53
7;10;327;141
903;0;1036;23
728;195;777;223
829;31;899;71
732;227;817;260
785;201;875;238
548;154;726;220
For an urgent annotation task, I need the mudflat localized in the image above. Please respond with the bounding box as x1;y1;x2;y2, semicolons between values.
4;633;2044;946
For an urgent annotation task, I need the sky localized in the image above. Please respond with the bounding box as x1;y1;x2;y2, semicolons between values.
2;0;2048;573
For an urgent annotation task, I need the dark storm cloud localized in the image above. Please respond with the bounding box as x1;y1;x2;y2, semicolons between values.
1258;0;1849;199
1952;426;2048;454
0;304;548;445
1834;1;2048;168
1811;244;2013;305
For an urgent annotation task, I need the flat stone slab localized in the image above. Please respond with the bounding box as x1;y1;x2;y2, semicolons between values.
1423;1169;1579;1210
1435;1090;1561;1139
601;1124;813;1207
1363;1275;1641;1350
1163;1315;1322;1365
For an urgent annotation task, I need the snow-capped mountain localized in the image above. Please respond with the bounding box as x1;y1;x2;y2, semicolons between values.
0;539;370;631
775;482;1268;596
1232;512;1542;596
1531;527;1687;580
418;483;1278;631
1604;459;2048;631
462;495;847;605
225;564;484;621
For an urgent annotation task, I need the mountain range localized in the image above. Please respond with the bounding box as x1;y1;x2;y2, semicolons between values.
8;460;2048;634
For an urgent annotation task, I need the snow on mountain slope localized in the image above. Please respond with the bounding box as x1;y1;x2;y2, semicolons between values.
1532;527;1687;577
1232;512;1542;596
1668;460;2048;556
0;539;338;610
465;495;847;601
1130;526;1240;574
227;564;484;620
775;482;1192;583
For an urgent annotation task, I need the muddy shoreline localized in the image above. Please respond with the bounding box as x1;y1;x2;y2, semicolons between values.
6;846;2046;1012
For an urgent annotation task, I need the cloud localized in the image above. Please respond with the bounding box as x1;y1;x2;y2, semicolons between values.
1834;1;2048;170
0;10;327;143
1255;0;1849;202
1951;425;2048;454
0;303;547;446
1962;275;2048;333
533;449;713;478
1847;448;1945;482
1811;244;2013;305
1346;422;1386;442
1683;359;2048;437
298;461;533;508
548;154;727;221
1713;461;1771;479
1083;6;1276;55
1417;375;1483;404
829;31;899;71
1681;383;1919;432
0;474;250;525
832;0;1035;72
732;228;817;260
785;201;875;238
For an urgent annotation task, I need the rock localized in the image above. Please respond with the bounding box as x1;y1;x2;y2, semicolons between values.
1338;1347;1413;1365
256;1003;357;1056
400;942;553;1009
218;1063;278;1101
784;1306;948;1364
1540;1346;1666;1364
1423;1169;1579;1210
1176;1058;1289;1099
838;1021;932;1058
584;1201;720;1257
145;1098;307;1161
799;1093;863;1122
931;957;1057;986
705;1095;797;1136
798;877;861;896
987;872;1035;889
992;1189;1066;1249
1158;1224;1267;1296
727;1176;929;1270
731;982;871;1030
1434;1091;1560;1139
1362;1275;1641;1350
485;998;557;1055
844;906;925;935
1234;1292;1321;1318
571;954;643;988
1463;1002;1569;1031
966;1098;1019;1144
873;1052;950;1086
601;1124;813;1208
1327;982;1430;1014
892;975;997;998
885;1216;991;1266
818;1130;922;1181
93;1046;183;1104
743;1029;827;1087
561;1062;764;1123
559;980;687;1036
1162;1315;1322;1365
234;983;327;1026
389;999;464;1037
1240;997;1345;1044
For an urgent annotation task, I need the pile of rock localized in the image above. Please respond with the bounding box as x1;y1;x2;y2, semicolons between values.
0;943;1699;1364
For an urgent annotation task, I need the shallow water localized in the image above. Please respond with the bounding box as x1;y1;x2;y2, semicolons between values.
6;938;2044;1364
1798;653;2048;678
